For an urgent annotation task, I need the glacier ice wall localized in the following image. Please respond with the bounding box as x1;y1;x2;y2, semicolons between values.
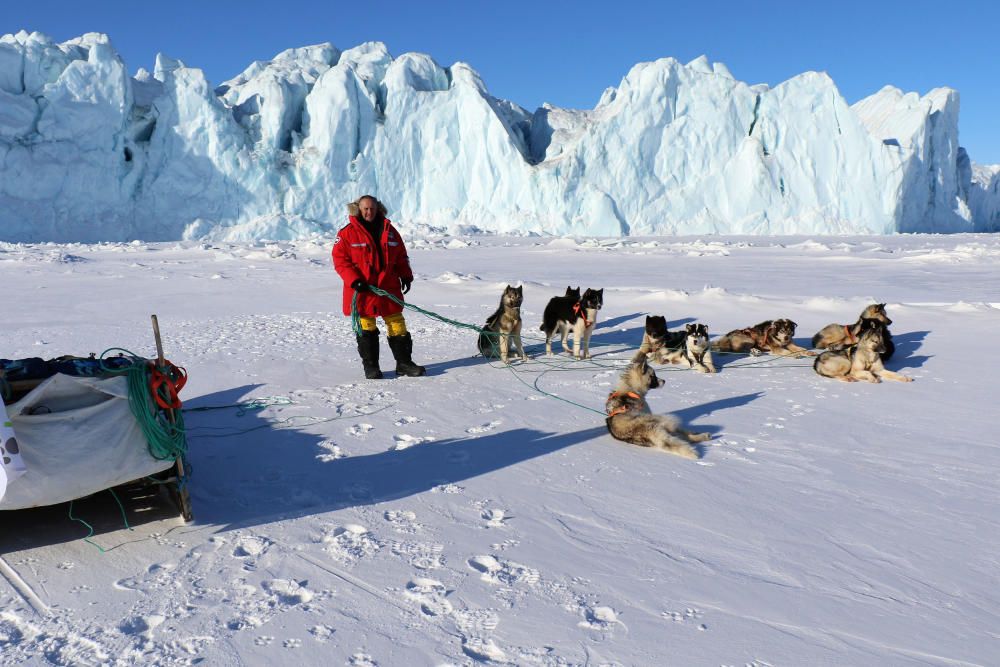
0;30;997;242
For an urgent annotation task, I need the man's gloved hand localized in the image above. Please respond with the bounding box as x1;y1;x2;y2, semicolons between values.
351;279;368;292
400;278;412;294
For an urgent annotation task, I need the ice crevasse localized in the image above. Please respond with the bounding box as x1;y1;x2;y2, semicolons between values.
0;30;997;242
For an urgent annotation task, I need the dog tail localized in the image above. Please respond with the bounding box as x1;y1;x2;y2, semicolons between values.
660;439;700;460
810;332;823;349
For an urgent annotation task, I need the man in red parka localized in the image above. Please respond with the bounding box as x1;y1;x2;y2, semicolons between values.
333;195;426;379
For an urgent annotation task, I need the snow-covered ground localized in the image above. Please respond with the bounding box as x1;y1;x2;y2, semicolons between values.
1;234;998;666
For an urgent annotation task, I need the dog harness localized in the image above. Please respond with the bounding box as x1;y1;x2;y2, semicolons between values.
606;391;641;418
572;302;591;328
843;325;857;344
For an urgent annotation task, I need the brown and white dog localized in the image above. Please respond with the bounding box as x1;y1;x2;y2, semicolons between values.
813;319;912;383
713;319;813;357
605;353;711;459
812;304;895;361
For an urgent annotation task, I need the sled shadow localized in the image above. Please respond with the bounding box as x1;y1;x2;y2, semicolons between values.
669;392;765;436
0;384;266;552
886;331;931;369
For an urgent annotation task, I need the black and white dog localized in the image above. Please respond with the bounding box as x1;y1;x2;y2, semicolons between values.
659;323;716;373
639;315;687;363
541;288;603;359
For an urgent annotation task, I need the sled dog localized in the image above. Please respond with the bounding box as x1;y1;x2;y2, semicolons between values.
541;287;603;359
660;323;716;373
478;285;528;364
638;315;686;362
605;353;711;459
713;319;812;357
813;319;912;383
812;303;895;361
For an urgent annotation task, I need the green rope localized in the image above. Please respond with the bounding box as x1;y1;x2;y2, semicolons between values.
99;348;187;462
68;499;104;553
108;488;133;532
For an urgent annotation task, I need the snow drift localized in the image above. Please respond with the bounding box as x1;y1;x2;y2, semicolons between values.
1;30;998;242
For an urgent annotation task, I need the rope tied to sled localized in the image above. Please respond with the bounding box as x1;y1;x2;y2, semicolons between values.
99;348;188;461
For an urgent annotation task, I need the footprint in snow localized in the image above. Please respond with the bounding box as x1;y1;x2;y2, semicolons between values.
394;416;422;426
391;541;444;570
232;535;272;560
468;555;539;586
309;625;335;642
262;579;314;605
348;423;374;437
404;577;453;616
431;483;464;494
315;440;347;462
390;434;434;451
383;509;421;532
481;508;509;527
466;420;501;434
579;605;623;631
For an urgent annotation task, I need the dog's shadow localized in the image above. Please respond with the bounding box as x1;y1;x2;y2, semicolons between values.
670;392;765;447
887;330;931;369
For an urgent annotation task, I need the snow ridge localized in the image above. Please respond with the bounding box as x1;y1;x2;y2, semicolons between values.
0;30;997;242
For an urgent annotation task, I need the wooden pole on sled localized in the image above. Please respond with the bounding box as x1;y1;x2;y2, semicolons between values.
151;314;194;522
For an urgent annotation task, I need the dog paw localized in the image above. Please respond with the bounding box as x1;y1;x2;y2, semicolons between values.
750;348;763;357
903;376;914;382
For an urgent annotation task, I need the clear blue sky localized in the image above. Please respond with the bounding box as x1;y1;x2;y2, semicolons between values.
5;0;999;163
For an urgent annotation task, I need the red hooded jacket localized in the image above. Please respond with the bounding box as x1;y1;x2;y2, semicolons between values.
332;211;414;318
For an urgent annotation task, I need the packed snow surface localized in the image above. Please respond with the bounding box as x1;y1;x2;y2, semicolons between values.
1;30;999;242
1;233;998;665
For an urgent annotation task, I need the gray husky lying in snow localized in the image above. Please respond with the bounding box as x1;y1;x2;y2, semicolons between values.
605;353;711;459
813;319;912;383
812;303;895;361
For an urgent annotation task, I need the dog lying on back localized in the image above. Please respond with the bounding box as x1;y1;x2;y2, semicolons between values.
478;285;528;364
813;319;912;383
605;352;711;459
541;287;603;358
812;303;895;361
638;315;686;362
713;319;812;357
659;323;716;373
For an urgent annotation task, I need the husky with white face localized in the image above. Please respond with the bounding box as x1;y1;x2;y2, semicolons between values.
605;353;712;459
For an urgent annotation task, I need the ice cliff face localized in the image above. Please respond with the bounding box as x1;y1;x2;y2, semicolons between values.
0;30;997;242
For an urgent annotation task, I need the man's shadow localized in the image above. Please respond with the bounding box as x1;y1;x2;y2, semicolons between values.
0;384;758;551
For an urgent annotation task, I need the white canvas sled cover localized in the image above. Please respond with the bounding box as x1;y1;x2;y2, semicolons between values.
0;374;174;510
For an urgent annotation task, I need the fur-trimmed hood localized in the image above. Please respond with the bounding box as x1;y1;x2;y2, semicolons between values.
347;197;388;219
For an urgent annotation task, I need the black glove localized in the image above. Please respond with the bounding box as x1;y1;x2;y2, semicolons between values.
400;278;412;294
351;279;368;292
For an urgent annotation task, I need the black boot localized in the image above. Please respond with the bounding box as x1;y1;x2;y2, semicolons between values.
356;330;383;379
387;333;426;377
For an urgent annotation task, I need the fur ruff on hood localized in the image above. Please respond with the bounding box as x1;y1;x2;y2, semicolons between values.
347;197;388;218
